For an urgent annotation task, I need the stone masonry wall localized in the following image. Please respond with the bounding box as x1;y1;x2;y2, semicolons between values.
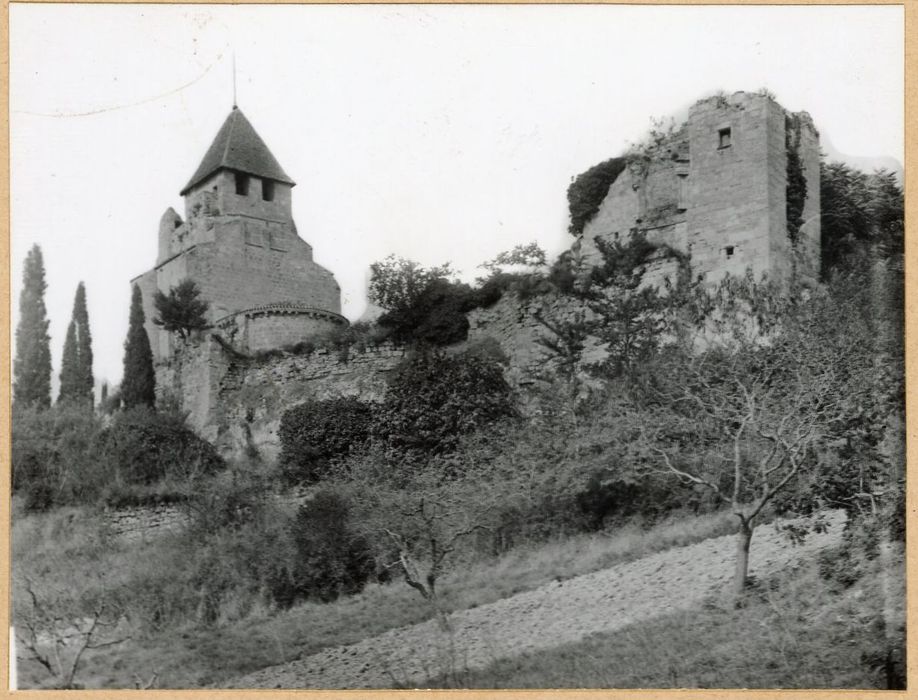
184;169;295;227
580;92;821;287
685;93;776;282
166;335;406;462
134;217;342;363
467;292;611;384
220;310;346;353
581;139;687;265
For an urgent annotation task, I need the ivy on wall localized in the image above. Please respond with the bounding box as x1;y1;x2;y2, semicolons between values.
567;157;628;236
785;114;807;245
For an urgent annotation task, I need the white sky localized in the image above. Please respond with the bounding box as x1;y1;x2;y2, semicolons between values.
9;4;904;389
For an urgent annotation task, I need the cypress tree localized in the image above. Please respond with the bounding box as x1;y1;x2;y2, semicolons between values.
75;282;94;404
13;245;52;410
58;320;80;403
121;285;156;409
58;282;94;407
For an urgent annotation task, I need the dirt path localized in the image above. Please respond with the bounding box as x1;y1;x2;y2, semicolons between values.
231;512;845;689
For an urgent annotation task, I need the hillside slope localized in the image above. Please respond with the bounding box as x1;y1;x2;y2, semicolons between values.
231;511;845;689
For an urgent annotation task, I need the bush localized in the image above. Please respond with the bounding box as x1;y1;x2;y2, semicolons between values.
372;349;517;455
163;467;297;625
12;405;103;511
274;490;377;605
93;407;224;489
278;397;375;485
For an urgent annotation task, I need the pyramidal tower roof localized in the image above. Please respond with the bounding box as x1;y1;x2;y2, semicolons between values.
180;106;295;195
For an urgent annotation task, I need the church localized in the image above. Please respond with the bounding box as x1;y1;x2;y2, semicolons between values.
131;105;346;362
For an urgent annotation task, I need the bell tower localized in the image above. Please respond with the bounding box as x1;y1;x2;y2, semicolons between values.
131;104;345;363
179;105;297;226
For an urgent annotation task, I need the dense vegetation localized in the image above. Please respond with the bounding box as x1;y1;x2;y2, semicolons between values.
12;405;226;511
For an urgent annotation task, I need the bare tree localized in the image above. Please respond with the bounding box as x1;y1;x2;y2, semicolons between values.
15;578;129;689
337;448;511;629
635;275;874;597
381;494;492;629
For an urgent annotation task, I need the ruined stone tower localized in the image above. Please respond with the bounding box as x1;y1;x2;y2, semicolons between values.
580;91;821;285
131;106;346;362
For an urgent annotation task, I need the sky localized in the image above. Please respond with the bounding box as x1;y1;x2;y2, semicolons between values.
9;4;905;390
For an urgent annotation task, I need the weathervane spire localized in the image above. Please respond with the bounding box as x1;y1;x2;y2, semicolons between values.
232;51;237;109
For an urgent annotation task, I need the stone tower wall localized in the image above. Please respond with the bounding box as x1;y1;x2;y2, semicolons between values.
685;93;778;281
133;215;342;363
580;92;821;286
184;169;294;224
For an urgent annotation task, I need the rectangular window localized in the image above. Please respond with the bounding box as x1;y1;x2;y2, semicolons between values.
235;173;250;196
718;127;732;149
262;179;275;202
724;245;735;258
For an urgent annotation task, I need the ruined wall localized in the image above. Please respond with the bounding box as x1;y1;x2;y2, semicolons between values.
155;335;225;441
580;91;821;287
581;131;688;265
467;292;612;384
685;93;777;281
580;167;642;261
165;335;405;462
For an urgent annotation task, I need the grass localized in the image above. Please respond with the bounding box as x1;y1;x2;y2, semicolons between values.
13;505;740;688
423;542;906;690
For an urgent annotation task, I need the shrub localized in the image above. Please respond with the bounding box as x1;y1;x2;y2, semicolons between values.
163;468;297;625
278;397;375;484
372;349;517;455
93;407;224;489
276;490;377;605
12;405;103;510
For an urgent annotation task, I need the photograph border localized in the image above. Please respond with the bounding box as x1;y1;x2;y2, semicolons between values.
0;0;914;698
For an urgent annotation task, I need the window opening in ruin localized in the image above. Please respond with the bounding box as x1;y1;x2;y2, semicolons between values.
262;179;275;202
235;173;250;196
718;127;732;149
725;245;735;258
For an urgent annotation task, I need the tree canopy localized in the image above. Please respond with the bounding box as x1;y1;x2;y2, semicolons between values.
368;256;471;345
153;279;210;339
820;163;903;276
